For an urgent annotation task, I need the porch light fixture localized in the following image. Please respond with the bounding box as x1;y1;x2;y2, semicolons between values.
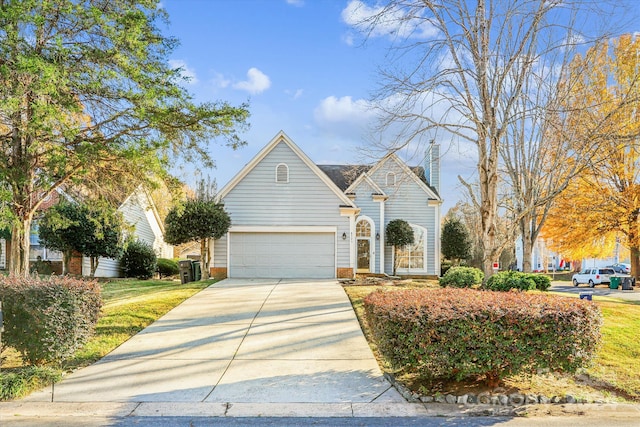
376;233;380;240
342;232;347;240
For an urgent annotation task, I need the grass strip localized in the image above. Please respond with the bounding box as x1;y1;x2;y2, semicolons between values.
0;278;213;400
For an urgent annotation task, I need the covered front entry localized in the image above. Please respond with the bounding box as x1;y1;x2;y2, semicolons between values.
356;217;374;273
229;231;335;278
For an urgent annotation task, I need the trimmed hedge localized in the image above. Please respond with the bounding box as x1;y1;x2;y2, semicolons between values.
439;266;484;288
0;275;102;365
121;240;157;279
157;258;180;278
364;288;602;386
484;271;551;291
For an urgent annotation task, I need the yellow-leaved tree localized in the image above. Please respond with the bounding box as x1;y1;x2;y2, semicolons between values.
543;34;640;277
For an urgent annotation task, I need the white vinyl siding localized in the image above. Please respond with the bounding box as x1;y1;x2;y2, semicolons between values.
220;141;351;270
82;257;121;278
370;159;438;275
0;239;5;268
229;232;335;278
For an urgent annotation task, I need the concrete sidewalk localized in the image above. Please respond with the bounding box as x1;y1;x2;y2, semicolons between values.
15;279;409;407
3;279;640;424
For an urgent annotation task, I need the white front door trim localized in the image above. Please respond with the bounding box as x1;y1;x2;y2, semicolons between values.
355;216;375;273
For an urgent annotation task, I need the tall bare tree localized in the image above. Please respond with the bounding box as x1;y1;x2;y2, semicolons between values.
346;0;619;277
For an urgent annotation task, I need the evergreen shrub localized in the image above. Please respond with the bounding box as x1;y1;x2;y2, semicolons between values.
439;266;484;288
364;288;602;386
121;240;157;279
484;271;551;291
157;258;180;278
0;275;101;365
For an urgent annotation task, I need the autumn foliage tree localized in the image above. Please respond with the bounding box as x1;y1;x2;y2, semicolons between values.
0;1;249;276
543;35;640;277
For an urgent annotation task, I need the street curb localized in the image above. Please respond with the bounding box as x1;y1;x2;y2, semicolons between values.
1;401;639;419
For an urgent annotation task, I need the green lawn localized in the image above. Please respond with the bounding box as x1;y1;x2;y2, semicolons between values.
1;278;213;400
344;282;640;402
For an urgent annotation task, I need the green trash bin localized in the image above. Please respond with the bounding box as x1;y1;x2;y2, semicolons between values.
610;276;621;289
192;261;201;281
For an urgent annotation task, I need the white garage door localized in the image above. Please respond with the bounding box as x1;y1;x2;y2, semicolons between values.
229;232;335;278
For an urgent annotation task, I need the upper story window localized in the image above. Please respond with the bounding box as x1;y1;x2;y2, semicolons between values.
276;163;289;183
386;172;396;186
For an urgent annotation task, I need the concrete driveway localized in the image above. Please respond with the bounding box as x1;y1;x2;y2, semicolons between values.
23;279;404;406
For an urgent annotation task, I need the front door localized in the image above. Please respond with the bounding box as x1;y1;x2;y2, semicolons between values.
357;239;370;272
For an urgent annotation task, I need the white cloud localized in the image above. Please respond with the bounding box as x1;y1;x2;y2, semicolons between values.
341;0;438;40
286;0;304;6
342;32;355;46
233;67;271;95
314;95;375;125
313;95;378;141
285;88;304;99
168;59;198;84
211;72;231;89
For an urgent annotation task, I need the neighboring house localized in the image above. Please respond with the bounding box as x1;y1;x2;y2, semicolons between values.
212;131;442;279
516;235;629;272
82;186;173;277
515;237;566;272
174;241;201;260
7;186;172;277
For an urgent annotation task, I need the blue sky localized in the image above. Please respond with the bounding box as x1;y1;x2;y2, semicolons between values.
161;0;639;214
161;0;467;205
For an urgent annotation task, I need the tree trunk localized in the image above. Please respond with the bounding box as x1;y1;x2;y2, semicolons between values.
629;246;640;281
521;216;533;273
62;250;71;275
90;256;99;277
627;210;640;281
9;216;32;277
392;245;398;276
200;239;210;280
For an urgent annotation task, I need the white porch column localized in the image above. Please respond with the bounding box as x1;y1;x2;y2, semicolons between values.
373;195;388;275
340;206;361;278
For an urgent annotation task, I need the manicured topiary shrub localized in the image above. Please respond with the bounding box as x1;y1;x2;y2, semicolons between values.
120;240;157;279
157;258;180;278
439;266;484;288
0;275;102;365
484;271;551;292
364;288;602;386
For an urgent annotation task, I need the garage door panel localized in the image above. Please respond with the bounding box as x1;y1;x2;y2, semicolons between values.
230;232;335;278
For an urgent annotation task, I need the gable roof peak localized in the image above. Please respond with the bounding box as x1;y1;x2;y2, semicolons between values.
217;131;357;207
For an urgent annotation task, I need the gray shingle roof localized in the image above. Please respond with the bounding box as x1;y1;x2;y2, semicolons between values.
316;164;438;197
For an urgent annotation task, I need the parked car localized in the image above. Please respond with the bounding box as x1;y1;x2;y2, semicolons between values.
607;263;631;274
572;267;615;287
